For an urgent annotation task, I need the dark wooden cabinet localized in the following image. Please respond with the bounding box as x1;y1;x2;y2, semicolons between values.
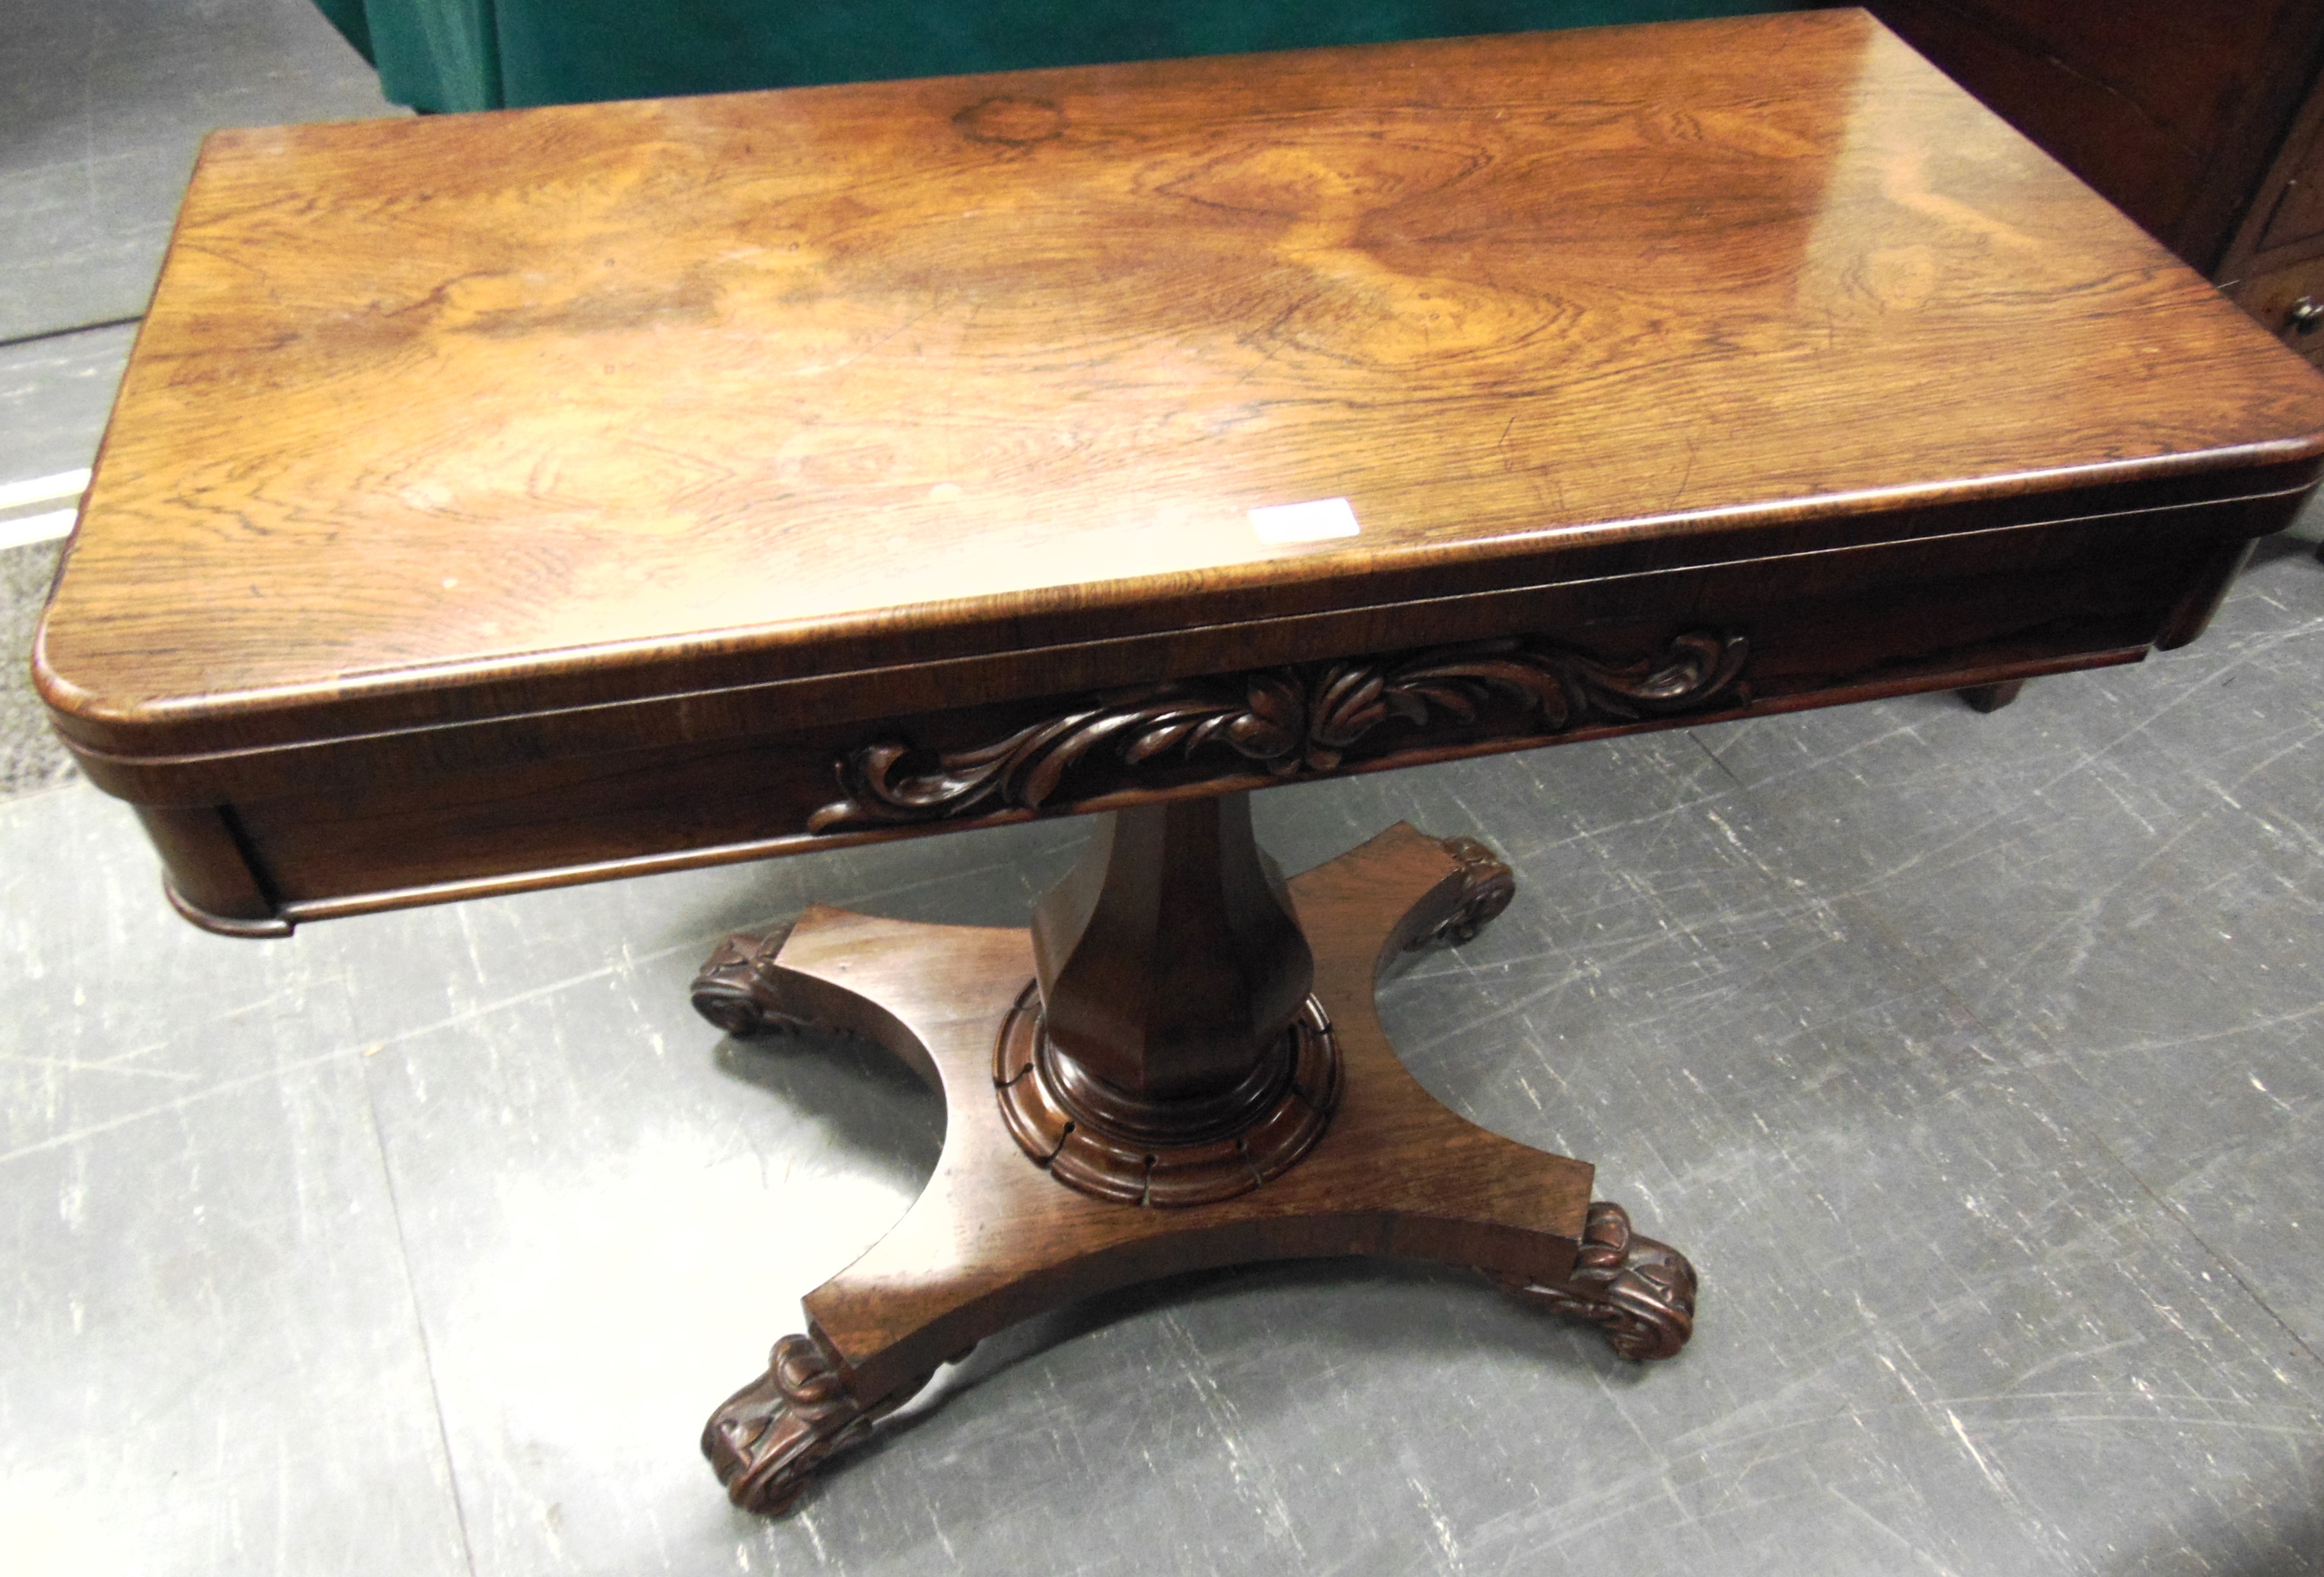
2219;80;2324;367
1869;1;2324;362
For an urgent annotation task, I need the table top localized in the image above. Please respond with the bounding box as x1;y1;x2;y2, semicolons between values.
35;8;2324;773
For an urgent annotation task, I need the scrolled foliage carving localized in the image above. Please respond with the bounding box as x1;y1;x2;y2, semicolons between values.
1501;1199;1698;1361
810;631;1746;832
700;1334;875;1516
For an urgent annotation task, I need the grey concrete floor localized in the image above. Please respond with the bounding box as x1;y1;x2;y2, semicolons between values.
5;5;2324;1575
0;0;403;799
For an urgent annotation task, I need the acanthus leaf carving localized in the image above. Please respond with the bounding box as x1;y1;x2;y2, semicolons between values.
809;630;1746;832
700;1333;876;1516
1498;1199;1697;1361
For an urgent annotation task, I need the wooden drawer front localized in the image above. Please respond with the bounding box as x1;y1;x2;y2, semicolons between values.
2234;257;2324;364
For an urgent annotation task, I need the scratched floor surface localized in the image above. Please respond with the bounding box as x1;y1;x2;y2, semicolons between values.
0;0;401;798
5;517;2321;1575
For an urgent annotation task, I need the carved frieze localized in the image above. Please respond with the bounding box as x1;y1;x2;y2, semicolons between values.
810;631;1747;832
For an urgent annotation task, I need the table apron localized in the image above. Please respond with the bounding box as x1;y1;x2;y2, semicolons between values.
133;504;2260;934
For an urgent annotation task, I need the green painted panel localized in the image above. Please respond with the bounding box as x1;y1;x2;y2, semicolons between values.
318;0;1804;113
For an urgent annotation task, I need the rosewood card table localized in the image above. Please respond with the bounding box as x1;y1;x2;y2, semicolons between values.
34;9;2324;1516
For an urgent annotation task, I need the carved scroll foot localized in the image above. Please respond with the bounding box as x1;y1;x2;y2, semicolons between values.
690;923;804;1037
694;829;1688;1517
1410;836;1516;948
1498;1200;1696;1360
701;1334;885;1516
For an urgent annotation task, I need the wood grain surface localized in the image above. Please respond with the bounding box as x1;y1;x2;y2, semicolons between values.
36;9;2324;763
750;825;1598;1408
1868;0;2324;273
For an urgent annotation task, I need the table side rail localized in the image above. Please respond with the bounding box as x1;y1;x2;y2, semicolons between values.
37;459;2318;764
137;495;2276;934
55;482;2306;810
